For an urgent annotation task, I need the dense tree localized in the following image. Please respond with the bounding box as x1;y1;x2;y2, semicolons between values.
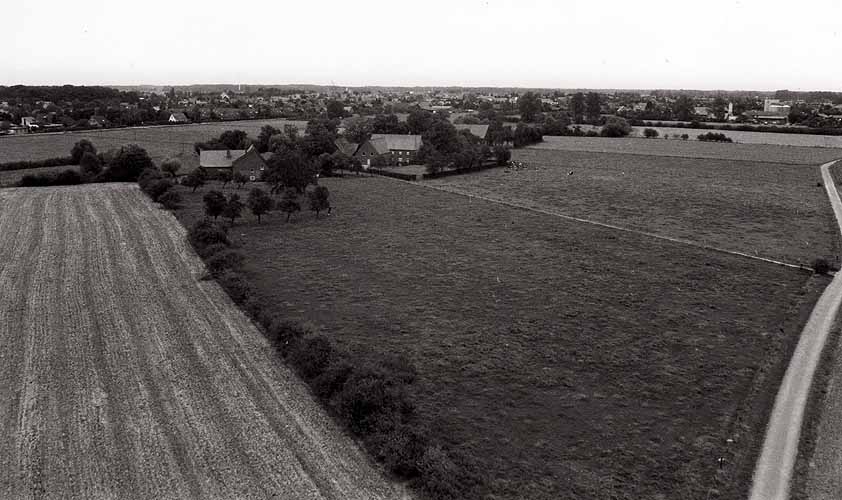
643;128;659;138
711;97;728;121
673;95;694;121
158;190;182;210
105;144;154;181
407;109;435;135
218;170;232;188
518;92;541;123
79;152;102;178
302;116;338;157
265;148;316;194
71;139;97;165
600;116;632;137
161;159;180;178
585;92;602;123
256;125;281;153
493;145;511;166
371;113;408;134
203;190;227;220
570;93;585;123
247;187;274;223
308;186;331;217
221;193;244;225
278;188;301;222
344;116;373;143
326;100;348;120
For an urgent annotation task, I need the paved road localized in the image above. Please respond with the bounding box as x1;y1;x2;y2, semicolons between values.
749;159;842;500
0;184;406;500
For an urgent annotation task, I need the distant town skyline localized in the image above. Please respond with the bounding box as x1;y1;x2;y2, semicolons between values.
4;0;842;92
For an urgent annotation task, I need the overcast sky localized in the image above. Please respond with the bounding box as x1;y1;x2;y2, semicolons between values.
4;0;841;91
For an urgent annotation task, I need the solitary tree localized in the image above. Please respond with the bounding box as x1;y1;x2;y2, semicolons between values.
643;128;659;138
182;170;206;192
222;193;244;225
105;144;154;182
161;159;181;178
79;151;102;178
308;186;331;218
247;188;274;223
278;188;301;222
203;190;227;220
585;92;602;123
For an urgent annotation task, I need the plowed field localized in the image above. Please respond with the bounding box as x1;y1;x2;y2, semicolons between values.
0;184;403;500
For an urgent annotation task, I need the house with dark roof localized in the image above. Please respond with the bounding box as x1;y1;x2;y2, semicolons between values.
454;124;490;141
354;134;423;166
334;137;360;157
88;115;108;128
199;145;267;180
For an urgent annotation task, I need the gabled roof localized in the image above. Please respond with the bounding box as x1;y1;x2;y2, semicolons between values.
233;148;268;171
368;137;391;155
370;134;423;151
199;149;246;168
169;112;189;122
454;124;490;139
334;137;359;156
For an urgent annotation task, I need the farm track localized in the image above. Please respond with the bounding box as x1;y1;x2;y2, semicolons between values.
0;184;405;500
750;159;842;500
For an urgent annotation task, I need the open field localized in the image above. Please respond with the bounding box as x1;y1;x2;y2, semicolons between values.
0;119;308;170
0;184;403;499
630;126;842;148
0;164;76;187
172;176;824;499
425;149;841;266
534;136;842;165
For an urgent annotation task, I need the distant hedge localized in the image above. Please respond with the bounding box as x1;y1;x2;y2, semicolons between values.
422;160;500;179
368;168;418;181
19;169;83;187
183;219;483;499
1;156;74;171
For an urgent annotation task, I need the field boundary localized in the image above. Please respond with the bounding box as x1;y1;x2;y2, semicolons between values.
383;176;814;272
528;143;831;166
749;159;842;500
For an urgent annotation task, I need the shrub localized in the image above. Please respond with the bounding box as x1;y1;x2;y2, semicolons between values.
104;144;154;181
813;258;831;275
264;318;307;349
143;179;173;202
203;190;227;220
493;145;511;166
80;152;103;177
161;159;181;178
189;220;229;248
681;133;689;140
600;117;632;137
337;366;413;436
643;128;659;138
698;132;733;143
71;139;96;165
205;249;244;276
312;361;354;399
158;190;182;209
286;335;336;380
197;242;229;259
217;271;250;303
378;424;429;478
19;174;54;187
55;169;83;185
0;156;74;172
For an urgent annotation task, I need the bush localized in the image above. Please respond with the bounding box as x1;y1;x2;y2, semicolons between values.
337;366;413;436
643;128;659;138
217;271;250;303
493;145;511;166
813;258;831;275
205;249;244;276
600;117;632;137
312;361;354;399
287;335;336;380
264;318;307;349
189;220;229;248
143;179;173;202
158;190;182;209
19;169;84;187
698;132;733;143
0;156;74;172
197;242;229;259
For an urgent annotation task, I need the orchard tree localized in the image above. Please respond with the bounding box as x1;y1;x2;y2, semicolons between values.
308;186;331;217
219;170;232;188
203;190;227;220
222;193;244;225
161;159;181;178
278;188;301;222
233;172;249;189
247;188;274;223
182;170;206;192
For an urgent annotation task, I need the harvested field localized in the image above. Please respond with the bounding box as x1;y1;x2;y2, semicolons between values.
629;126;842;148
0;184;403;500
422;149;840;266
0;119;308;171
534;136;842;165
172;176;824;499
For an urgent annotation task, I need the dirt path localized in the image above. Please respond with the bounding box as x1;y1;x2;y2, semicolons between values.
0;184;408;500
749;159;842;500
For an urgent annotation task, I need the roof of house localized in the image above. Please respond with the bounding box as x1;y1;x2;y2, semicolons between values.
199;149;246;168
454;124;490;139
233;148;268;172
169;112;189;122
370;134;423;151
334;137;359;156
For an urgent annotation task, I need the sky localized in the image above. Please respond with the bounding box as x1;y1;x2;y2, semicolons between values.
3;0;842;91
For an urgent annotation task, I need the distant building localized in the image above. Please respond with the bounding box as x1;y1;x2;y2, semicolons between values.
168;112;190;124
199;145;267;180
21;116;35;127
354;134;422;166
763;98;791;115
88;115;108;128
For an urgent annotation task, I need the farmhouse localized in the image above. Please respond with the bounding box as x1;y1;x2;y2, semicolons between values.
354;134;422;166
88;115;108;128
199;145;267;180
168;112;190;124
454;124;490;141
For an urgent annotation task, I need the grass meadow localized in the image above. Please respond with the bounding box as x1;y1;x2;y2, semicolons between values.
423;148;840;266
534;136;842;165
170;175;824;499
